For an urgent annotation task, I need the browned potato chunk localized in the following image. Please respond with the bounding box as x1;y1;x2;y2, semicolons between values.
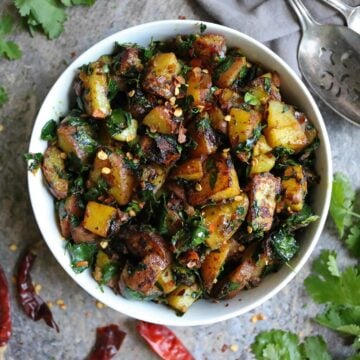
83;201;117;237
188;118;218;158
202;193;249;249
281;165;307;212
186;67;212;106
214;88;243;112
193;34;226;64
115;47;143;77
229;108;262;147
170;158;203;181
142;52;181;99
143;106;179;134
247;72;281;105
216;57;247;88
57;116;98;164
208;106;228;135
201;242;230;293
187;153;241;206
141;163;167;193
42;145;69;200
71;225;99;244
250;135;276;175
79;60;111;119
157;268;177;294
246;172;281;233
264;100;309;153
167;283;201;314
58;194;83;238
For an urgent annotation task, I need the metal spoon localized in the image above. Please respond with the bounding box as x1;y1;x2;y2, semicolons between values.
320;0;360;35
288;0;360;126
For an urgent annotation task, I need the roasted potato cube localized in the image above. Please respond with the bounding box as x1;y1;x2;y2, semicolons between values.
188;118;218;157
202;193;249;249
142;52;181;99
83;201;117;237
186;67;212;106
229;108;262;147
143;106;179;134
58;194;83;238
187;153;241;206
157;268;177;294
57;116;98;164
141;163;166;193
247;72;281;105
126;88;157;120
281;165;307;212
170;158;203;181
106;109;138;142
250;153;276;175
167;283;201;314
115;47;143;77
208;106;228;135
79;61;111;119
193;34;226;64
214;88;243;112
253;135;272;156
246;172;281;233
42;145;69;200
264;100;309;153
216;57;247;88
71;225;99;244
201;242;230;293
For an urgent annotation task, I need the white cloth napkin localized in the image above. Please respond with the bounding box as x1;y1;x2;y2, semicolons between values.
195;0;358;72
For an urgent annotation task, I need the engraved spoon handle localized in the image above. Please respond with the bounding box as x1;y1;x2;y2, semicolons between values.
288;0;320;31
320;0;353;17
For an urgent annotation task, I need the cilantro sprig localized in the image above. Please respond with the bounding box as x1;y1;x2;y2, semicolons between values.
0;15;22;60
0;86;8;107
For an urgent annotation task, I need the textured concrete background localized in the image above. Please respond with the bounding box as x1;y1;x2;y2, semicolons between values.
0;0;359;359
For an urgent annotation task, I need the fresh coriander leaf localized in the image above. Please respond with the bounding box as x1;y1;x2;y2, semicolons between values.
327;254;340;277
101;262;120;284
14;0;67;40
315;304;360;336
304;250;360;306
213;57;234;81
251;329;302;360
345;225;360;258
0;15;22;60
301;335;332;360
200;23;206;33
271;229;299;262
40;119;57;141
24;152;43;171
264;77;272;94
283;204;319;232
66;242;97;273
106;108;132;136
244;91;260;106
330;173;356;237
61;0;95;6
0;86;8;107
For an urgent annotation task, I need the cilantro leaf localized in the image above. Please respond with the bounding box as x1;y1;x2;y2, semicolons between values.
66;242;97;273
345;225;360;258
244;91;260;106
301;336;332;360
326;254;340;277
0;15;22;60
61;0;95;5
304;250;360;306
0;86;8;107
40;119;57;141
14;0;67;40
330;173;356;237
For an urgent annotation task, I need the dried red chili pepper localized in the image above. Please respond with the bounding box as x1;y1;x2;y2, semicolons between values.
136;321;194;360
87;324;126;360
16;249;59;332
0;265;12;355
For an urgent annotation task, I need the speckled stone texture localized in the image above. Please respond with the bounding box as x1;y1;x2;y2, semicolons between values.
0;1;359;359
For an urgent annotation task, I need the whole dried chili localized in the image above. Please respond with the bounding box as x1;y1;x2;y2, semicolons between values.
16;249;59;332
0;265;11;357
87;324;126;360
136;321;194;360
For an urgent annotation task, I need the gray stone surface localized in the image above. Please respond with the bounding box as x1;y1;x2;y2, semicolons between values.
0;0;359;359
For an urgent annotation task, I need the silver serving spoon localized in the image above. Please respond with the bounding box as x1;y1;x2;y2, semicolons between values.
289;0;360;126
320;0;360;35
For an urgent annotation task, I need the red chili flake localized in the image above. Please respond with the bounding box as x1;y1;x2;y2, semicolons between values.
87;324;126;360
137;321;194;360
16;249;59;332
178;15;186;20
0;265;12;354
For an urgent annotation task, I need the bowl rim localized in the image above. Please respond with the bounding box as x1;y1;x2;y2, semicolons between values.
27;19;333;326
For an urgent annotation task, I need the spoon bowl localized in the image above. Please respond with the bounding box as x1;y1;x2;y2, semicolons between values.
290;0;360;126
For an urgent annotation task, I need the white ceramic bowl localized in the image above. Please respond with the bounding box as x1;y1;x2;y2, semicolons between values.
28;20;332;326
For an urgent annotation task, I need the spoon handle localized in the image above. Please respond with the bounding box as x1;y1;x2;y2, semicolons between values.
319;0;353;17
288;0;319;31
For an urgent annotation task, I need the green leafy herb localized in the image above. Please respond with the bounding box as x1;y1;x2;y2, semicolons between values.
24;152;43;171
213;57;234;81
271;229;299;262
244;91;260;106
330;172;357;237
101;262;120;284
106;108;132;136
283;204;319;232
272;146;295;158
206;157;218;189
84;178;108;201
235;123;264;154
61;0;95;5
40;119;57;141
200;23;207;33
108;78;120;100
346;226;360;258
66;242;97;273
264;77;272;93
0;15;22;60
251;330;331;360
0;86;8;107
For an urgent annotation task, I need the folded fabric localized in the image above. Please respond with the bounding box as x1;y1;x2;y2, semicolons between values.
195;0;357;72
